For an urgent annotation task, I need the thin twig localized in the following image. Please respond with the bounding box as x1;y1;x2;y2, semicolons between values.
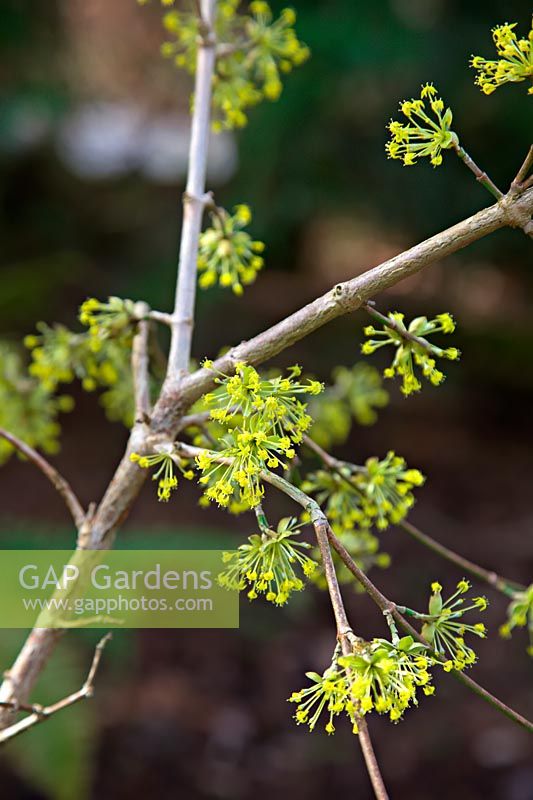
263;471;389;800
302;434;343;467
0;428;85;529
453;144;503;200
148;310;174;327
132;302;151;422
398;520;524;598
511;144;533;192
0;633;111;745
363;302;443;352
166;0;217;378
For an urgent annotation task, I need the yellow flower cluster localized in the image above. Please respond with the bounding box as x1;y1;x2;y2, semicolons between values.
421;580;488;671
145;0;309;130
386;84;458;167
308;363;389;449
25;323;121;393
198;205;265;295
196;427;296;507
0;342;73;464
204;362;322;430
471;19;533;96
302;451;425;533
218;517;317;605
197;363;323;508
79;297;138;348
213;3;310;130
290;636;435;734
130;449;194;502
289;662;354;734
499;584;533;657
24;322;137;427
362;311;460;396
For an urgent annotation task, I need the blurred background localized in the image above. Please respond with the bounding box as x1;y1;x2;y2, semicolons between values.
1;0;532;797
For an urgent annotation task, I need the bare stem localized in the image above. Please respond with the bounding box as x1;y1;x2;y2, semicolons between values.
132;302;151;422
453;144;503;200
254;502;270;534
148;310;174;327
166;0;217;378
0;428;85;529
363;302;443;353
398;520;524;598
511;144;533;191
0;634;111;744
261;471;389;800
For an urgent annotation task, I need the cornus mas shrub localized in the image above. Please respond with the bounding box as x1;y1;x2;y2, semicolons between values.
0;4;532;796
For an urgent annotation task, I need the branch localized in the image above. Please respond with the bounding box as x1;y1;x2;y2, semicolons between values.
0;634;111;744
153;186;533;426
131;303;151;422
147;310;174;327
327;531;533;734
398;520;524;598
262;471;389;800
175;409;212;432
166;0;217;378
0;428;85;529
